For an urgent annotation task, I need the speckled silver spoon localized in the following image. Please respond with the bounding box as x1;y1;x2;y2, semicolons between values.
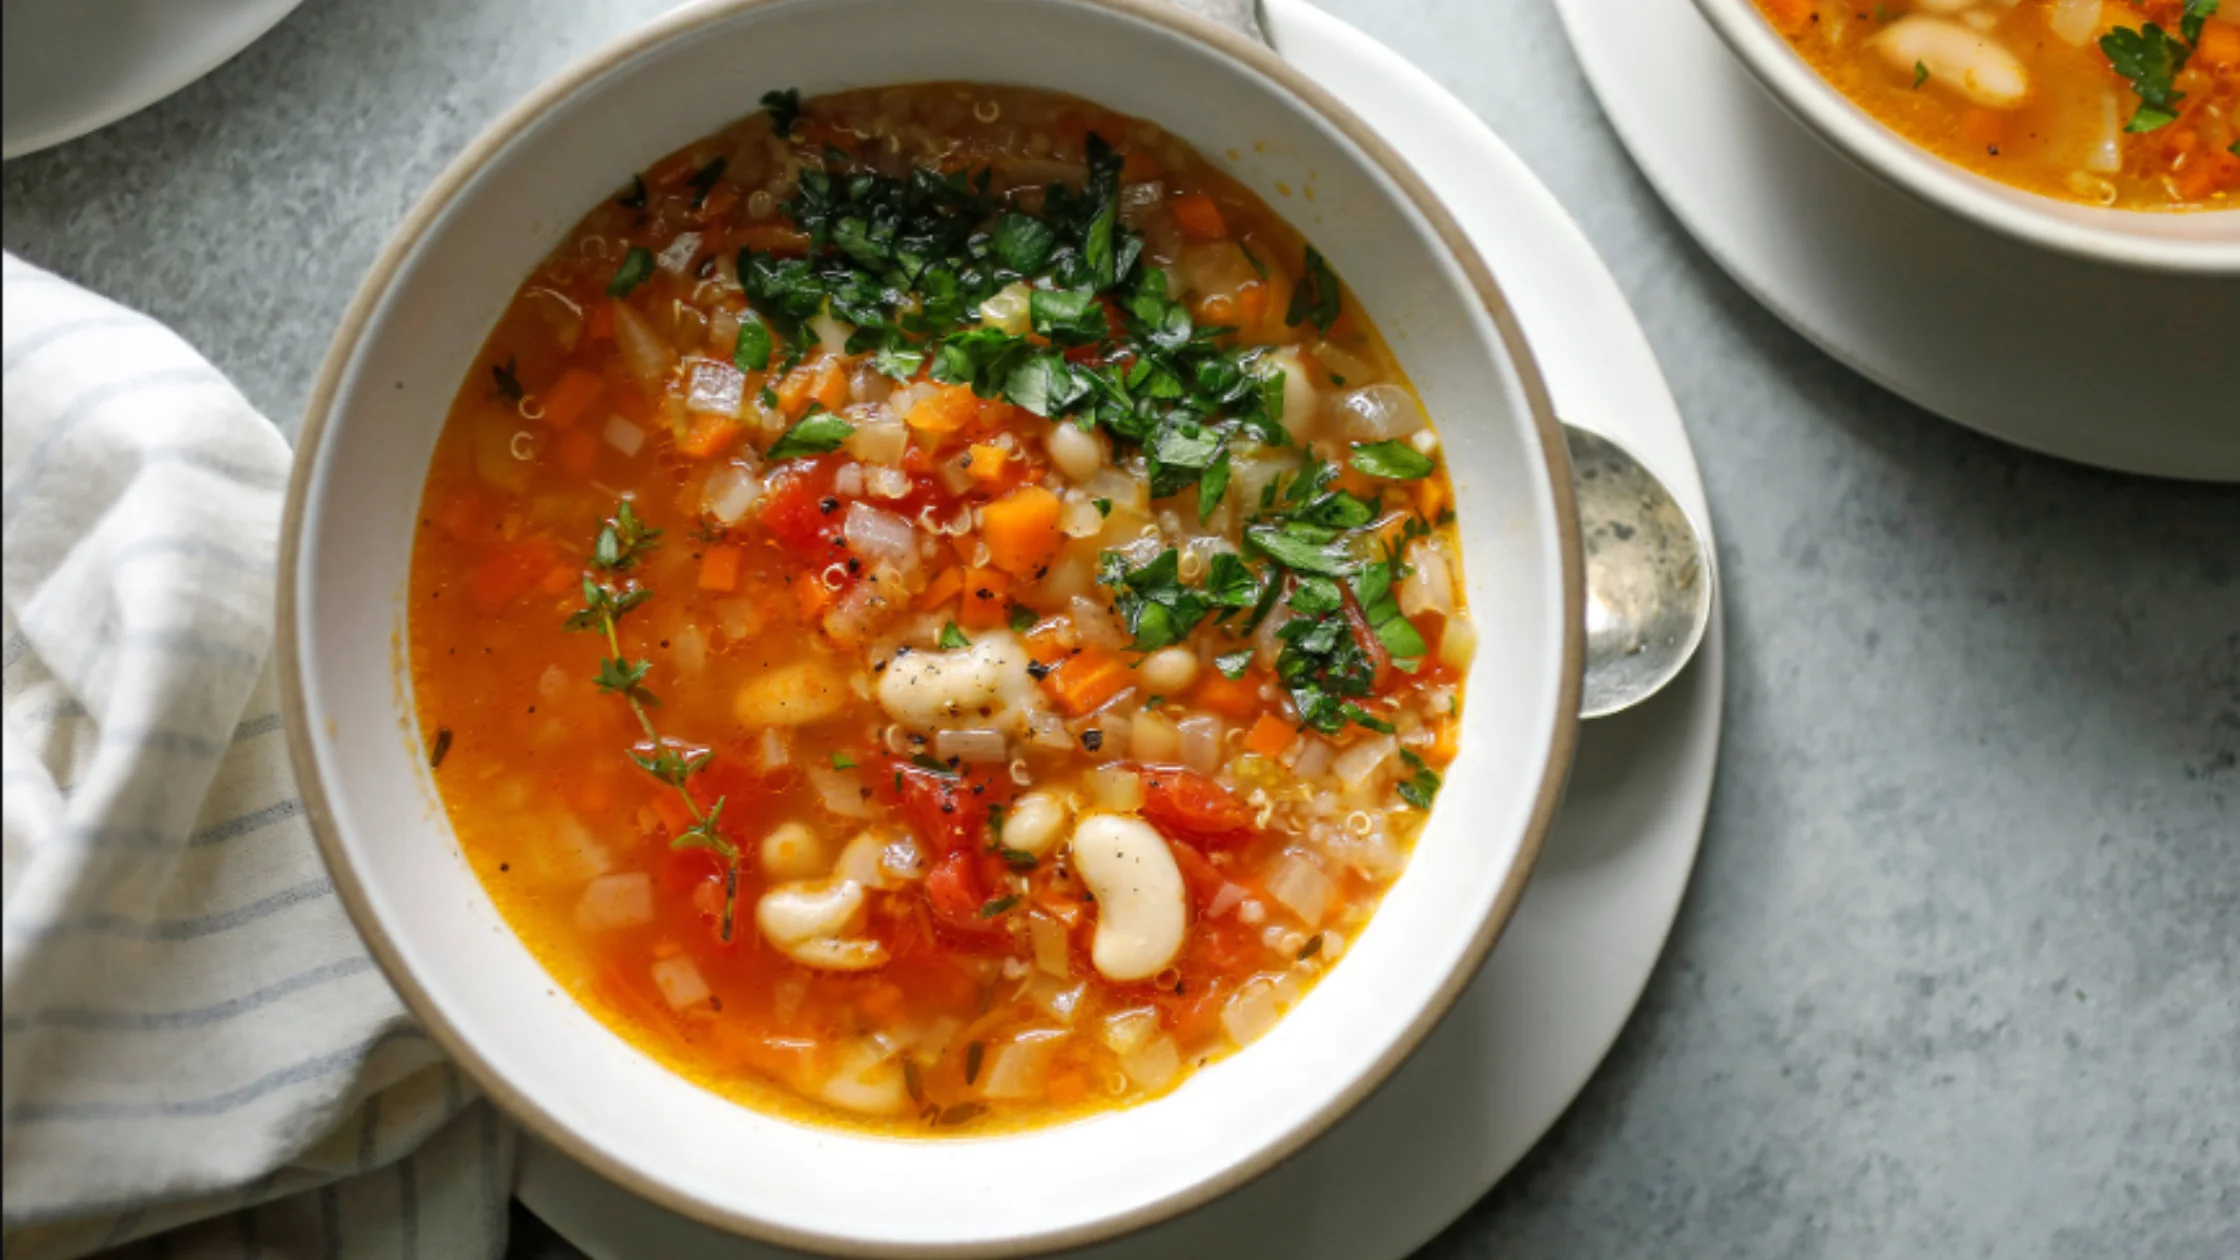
1565;424;1715;719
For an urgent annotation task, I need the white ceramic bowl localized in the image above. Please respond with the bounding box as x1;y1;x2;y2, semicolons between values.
1692;0;2240;274
279;0;1582;1253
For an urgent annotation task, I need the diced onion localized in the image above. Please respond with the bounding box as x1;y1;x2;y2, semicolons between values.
1290;737;1332;780
2049;0;2098;45
980;282;1033;334
845;418;909;466
1333;735;1395;792
1028;976;1086;1024
656;231;702;275
671;623;708;678
1265;850;1334;925
759;727;791;770
2083;89;2122;174
1220;979;1282;1047
1068;595;1130;651
1329;383;1423;441
1120;1034;1181;1090
601;414;646;457
611;303;676;393
1099;1007;1160;1056
982;1031;1066;1100
702;463;763;525
1205;881;1247;919
1090;765;1145;813
1031;915;1072;978
685;359;746;417
1059;493;1106;539
843;502;918;573
538;664;569;702
809;764;874;819
935;728;1008;764
554;813;613;877
1177;715;1222;775
1399;536;1457;618
833;462;864;498
865;466;911;499
1440;614;1478;671
650;956;712;1010
575;872;654;931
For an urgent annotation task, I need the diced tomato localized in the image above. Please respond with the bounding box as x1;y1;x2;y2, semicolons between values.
885;759;994;857
924;850;986;923
1136;765;1257;844
1340;581;1392;688
756;456;853;574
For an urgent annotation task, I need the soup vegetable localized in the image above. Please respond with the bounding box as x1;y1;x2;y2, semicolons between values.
409;85;1470;1133
1755;0;2240;209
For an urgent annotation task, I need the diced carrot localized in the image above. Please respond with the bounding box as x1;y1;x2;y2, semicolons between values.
794;574;835;620
1044;647;1133;717
1761;0;1813;31
1189;670;1263;721
904;382;980;434
1232;281;1269;332
957;568;1011;630
1171;192;1227;241
965;442;1010;486
556;428;598;476
1432;718;1461;762
2196;20;2240;70
698;545;744;592
588;302;615;341
677;413;743;459
1416;475;1449;521
1046;1070;1091;1106
542;368;605;428
578;772;616;815
650;790;691;836
1244;713;1295;758
921;569;967;615
981;485;1063;578
1024;621;1071;665
538;562;576;596
696;185;739;221
1196;293;1238;326
810;356;849;412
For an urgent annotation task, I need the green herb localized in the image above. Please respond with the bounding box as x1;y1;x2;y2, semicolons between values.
831;751;857;770
565;501;737;939
1214;650;1254;680
1100;548;1212;652
1912;59;1929;89
764;408;855;460
1353;561;1427;665
617;175;648;210
733;310;774;372
1008;604;1039;634
910;752;959;777
1286;245;1343;334
939;621;970;650
1092;498;1113;517
1202;553;1264;611
1029;287;1107;345
1349;440;1435;480
1398;748;1442;809
871;344;925;380
686;157;727;209
991;212;1058;273
2183;0;2219;45
1198;447;1233;520
978;894;1020;919
1246;523;1358;577
1296;933;1324;961
762;88;802;137
608;246;656;298
491;357;525;405
428;726;453;769
964;1040;986;1084
2101;22;2191;132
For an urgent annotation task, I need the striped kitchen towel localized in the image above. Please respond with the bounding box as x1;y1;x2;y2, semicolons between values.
1;253;513;1259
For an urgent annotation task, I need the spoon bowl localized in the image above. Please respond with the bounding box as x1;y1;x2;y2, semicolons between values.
1566;424;1715;718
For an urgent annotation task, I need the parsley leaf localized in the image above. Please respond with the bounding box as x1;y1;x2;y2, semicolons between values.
1912;59;1929;89
765;409;854;460
1029;287;1107;345
491;357;525;404
762;88;802;137
1397;748;1442;809
1215;649;1255;680
733;310;774;372
1285;245;1343;334
607;247;655;298
1202;552;1263;609
992;212;1058;273
1008;604;1038;634
939;621;970;650
1246;523;1358;576
618;175;648;209
2183;0;2218;46
2101;23;2192;132
1100;548;1212;652
1198;447;1233;520
1349;440;1435;480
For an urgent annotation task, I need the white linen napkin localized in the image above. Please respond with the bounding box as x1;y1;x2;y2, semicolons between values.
0;253;513;1260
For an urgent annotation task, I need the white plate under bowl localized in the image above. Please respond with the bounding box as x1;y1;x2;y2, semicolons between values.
517;2;1723;1256
0;0;301;160
1557;0;2240;482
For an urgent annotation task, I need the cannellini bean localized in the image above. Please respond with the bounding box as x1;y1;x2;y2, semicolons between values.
1139;646;1200;694
734;659;851;727
1072;815;1187;982
875;630;1046;734
756;878;889;970
759;821;827;880
818;1038;909;1115
1873;18;2028;110
1046;422;1107;482
575;872;653;931
1002;790;1071;856
833;826;920;889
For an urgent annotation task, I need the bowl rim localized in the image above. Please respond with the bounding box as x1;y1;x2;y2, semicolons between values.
1690;0;2240;276
276;0;1585;1252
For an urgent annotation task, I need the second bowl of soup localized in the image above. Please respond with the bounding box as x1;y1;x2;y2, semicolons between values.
282;0;1581;1252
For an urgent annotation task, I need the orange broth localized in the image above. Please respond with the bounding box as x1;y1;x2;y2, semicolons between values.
408;84;1472;1133
1753;0;2240;209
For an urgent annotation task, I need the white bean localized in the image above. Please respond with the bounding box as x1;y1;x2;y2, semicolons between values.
734;660;851;727
758;821;827;881
756;878;889;971
1874;17;2029;110
1140;646;1200;694
1046;422;1108;482
1071;814;1187;982
1002;790;1071;856
818;1038;909;1115
875;630;1045;734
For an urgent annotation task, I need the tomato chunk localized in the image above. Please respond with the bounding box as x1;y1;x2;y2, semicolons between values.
1136;765;1256;844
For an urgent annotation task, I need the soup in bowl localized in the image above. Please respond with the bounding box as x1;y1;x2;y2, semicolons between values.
1697;0;2240;271
282;0;1580;1251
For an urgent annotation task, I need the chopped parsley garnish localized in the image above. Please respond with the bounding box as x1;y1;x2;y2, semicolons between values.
1398;748;1442;809
831;751;857;770
764;408;854;460
1100;548;1211;652
761;88;802;137
491;357;525;404
1215;650;1255;680
607;246;656;298
1296;933;1324;961
910;753;959;777
1349;440;1435;480
428;726;453;769
618;175;648;210
1286;245;1343;334
2183;0;2219;46
686;158;727;209
1912;60;1929;90
938;621;970;650
733;310;774;372
2101;21;2194;133
977;894;1021;918
1008;604;1039;634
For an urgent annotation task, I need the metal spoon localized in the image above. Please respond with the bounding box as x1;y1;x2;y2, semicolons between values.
1564;424;1715;719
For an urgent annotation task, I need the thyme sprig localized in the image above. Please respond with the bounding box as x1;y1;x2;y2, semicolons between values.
566;501;739;939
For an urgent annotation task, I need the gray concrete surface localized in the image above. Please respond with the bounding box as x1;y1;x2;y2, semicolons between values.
5;1;2234;1256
